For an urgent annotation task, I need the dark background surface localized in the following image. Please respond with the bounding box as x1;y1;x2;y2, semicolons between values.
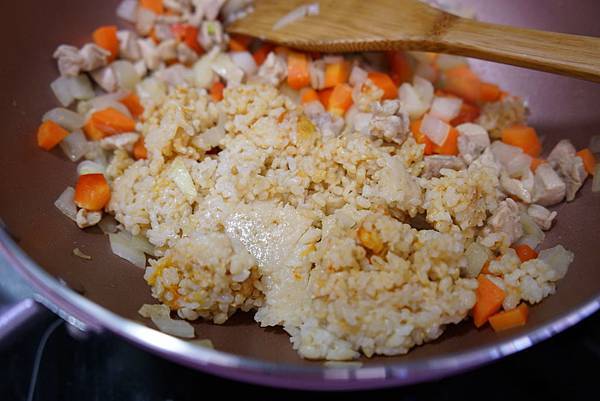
2;310;599;401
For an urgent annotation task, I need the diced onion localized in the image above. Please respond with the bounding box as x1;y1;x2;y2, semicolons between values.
429;96;463;122
86;93;132;120
54;187;77;222
116;0;138;22
399;83;427;119
593;164;600;193
518;213;544;248
168;158;198;199
589;135;600;154
211;53;244;85
112;60;141;90
193;50;218;89
77;160;106;176
464;242;491;278
538;245;574;281
137;77;167;104
349;65;368;87
413;76;434;106
68;74;95;100
230;51;257;76
43;108;85;131
109;231;147;268
421;113;450;145
139;304;196;338
136;7;156;36
50;76;75;107
60;130;89;162
506;153;532;177
436;54;468;70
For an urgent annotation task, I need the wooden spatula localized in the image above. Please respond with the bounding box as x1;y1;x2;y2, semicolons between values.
227;0;600;82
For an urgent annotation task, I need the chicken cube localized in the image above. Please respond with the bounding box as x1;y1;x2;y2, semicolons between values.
527;204;557;231
422;155;466;179
456;123;490;164
532;163;566;206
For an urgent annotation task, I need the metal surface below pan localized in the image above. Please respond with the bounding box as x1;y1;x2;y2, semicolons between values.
1;0;599;391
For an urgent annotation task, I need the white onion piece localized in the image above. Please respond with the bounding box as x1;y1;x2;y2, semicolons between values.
137;77;167;104
593;165;600;193
538;245;574;281
135;7;156;36
54;187;77;222
112;60;141;90
43;108;85;131
506;153;532;177
77;160;106;176
109;231;146;268
193;54;216;89
519;212;544;248
413;76;434;106
589;135;600;154
436;54;468;70
429;96;463;122
399;83;428;119
464;242;491;278
98;215;119;234
211;53;244;85
60;130;89;162
229;51;257;76
139;304;196;338
348;65;367;87
168;158;197;199
50;76;75;107
68;75;95;100
421;114;450;145
116;0;138;22
130;234;155;256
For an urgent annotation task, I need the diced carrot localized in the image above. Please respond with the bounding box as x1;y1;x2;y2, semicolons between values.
489;304;529;332
133;136;148;160
576;148;597;175
480;261;491;274
514;244;538;263
480;82;501;102
300;87;319;104
210;81;225;102
443;66;482;103
530;158;546;172
252;43;274;66
287;52;310;90
74;173;111;211
433;127;459;155
386;51;413;85
83;120;105;141
318;88;333;109
501;125;541;157
90;108;136;136
328;83;353;116
324;61;350;88
170;24;203;54
92;26;118;62
228;34;252;51
410;119;434;155
120;93;144;118
367;72;397;100
37;120;69;151
473;275;506;328
140;0;164;14
450;101;480;126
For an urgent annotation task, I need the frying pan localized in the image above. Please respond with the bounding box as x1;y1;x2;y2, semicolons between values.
1;0;599;391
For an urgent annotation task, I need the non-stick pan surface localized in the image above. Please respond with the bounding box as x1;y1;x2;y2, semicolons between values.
1;0;599;390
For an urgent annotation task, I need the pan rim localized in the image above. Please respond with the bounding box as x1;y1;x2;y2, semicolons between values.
2;228;599;389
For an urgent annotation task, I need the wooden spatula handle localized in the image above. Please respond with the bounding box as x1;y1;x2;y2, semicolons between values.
440;17;600;82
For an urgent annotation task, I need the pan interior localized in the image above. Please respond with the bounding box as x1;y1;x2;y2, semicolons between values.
1;0;599;366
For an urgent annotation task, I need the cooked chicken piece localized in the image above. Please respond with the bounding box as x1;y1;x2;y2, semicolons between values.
303;101;344;137
527;204;557;230
138;38;161;70
309;59;325;90
456;123;490;164
156;64;194;87
556;155;588;201
367;100;410;145
257;52;287;86
100;133;140;152
470;147;501;176
117;30;141;61
485;198;523;245
76;209;102;229
135;6;157;35
91;65;118;92
547;139;576;169
199;20;225;50
348;64;368;87
157;39;178;61
422;155;466;178
500;170;533;203
53;44;110;76
177;42;199;65
532;163;566;206
476;96;528;139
